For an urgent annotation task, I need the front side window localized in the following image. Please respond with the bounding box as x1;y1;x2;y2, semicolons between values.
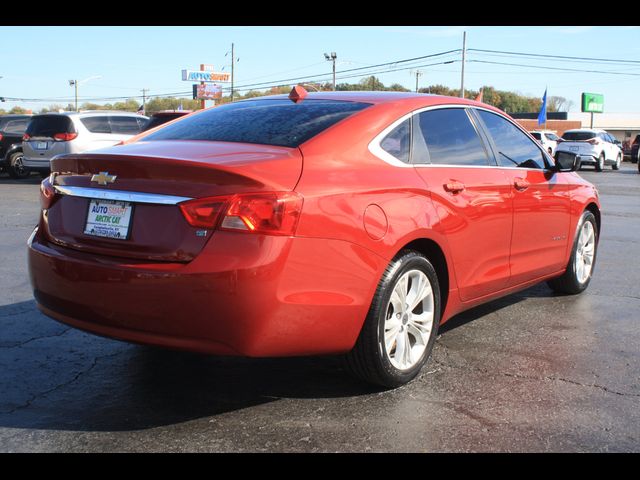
477;110;546;169
412;108;491;166
380;119;411;163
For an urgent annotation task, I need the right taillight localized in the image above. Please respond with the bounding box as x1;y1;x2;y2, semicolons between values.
178;192;304;236
40;175;57;210
53;132;78;141
221;192;304;236
587;138;599;145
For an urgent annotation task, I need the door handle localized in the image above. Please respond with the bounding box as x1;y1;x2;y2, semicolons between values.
514;177;530;191
444;181;465;194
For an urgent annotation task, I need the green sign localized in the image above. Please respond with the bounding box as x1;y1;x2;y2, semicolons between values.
582;92;604;113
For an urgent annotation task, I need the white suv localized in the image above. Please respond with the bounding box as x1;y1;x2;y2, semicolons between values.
556;128;622;171
22;111;149;175
530;130;560;156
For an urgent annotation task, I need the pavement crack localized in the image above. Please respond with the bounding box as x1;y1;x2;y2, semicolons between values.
0;328;72;349
432;359;640;398
0;350;125;415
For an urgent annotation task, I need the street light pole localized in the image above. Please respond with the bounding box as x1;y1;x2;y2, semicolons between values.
324;52;337;91
68;76;101;112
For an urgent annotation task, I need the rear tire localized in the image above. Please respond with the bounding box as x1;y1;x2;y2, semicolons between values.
547;211;598;295
7;152;30;179
612;153;621;170
344;250;440;388
595;153;605;172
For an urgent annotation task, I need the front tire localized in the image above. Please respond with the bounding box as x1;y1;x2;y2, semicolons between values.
344;250;440;388
595;153;605;172
547;211;598;294
7;152;30;179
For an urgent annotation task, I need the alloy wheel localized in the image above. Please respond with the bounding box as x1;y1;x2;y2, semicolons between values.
383;269;435;371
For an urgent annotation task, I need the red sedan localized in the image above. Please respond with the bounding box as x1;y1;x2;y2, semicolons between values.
28;90;600;387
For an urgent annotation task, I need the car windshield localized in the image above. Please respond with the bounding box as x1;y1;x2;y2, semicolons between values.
143;99;371;148
563;131;596;141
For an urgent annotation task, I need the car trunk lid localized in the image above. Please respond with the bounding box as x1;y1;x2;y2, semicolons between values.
43;140;303;262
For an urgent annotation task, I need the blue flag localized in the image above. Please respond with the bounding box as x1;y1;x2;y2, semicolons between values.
537;88;547;125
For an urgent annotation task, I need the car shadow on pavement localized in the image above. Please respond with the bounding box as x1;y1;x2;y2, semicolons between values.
0;284;557;433
0;300;382;432
439;283;556;334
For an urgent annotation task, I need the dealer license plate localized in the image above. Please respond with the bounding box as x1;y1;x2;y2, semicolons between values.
84;199;133;240
35;141;48;150
570;146;579;151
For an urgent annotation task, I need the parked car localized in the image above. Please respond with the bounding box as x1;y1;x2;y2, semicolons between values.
22;111;149;176
630;134;640;164
142;110;192;131
530;130;560;156
555;128;623;171
28;91;600;388
0;114;32;179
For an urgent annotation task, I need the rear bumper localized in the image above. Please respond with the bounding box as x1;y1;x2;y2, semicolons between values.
28;226;385;357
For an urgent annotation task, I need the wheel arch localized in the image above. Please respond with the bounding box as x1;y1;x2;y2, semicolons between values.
585;202;601;237
396;238;450;321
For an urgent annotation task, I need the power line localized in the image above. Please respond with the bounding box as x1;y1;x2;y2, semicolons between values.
2;51;462;104
468;59;640;77
468;48;640;65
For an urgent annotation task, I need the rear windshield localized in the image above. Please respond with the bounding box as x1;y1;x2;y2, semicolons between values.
144;114;185;131
562;131;595;141
143;99;371;148
530;132;541;140
26;115;75;137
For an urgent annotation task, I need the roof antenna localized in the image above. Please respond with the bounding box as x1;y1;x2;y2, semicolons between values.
289;85;308;103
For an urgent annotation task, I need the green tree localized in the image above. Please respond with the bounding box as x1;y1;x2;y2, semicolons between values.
9;106;27;114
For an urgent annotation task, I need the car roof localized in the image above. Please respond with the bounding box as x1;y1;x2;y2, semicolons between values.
237;91;501;112
563;128;606;134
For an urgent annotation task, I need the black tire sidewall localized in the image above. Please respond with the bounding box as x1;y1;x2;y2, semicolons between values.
566;212;598;292
8;152;29;179
374;252;440;387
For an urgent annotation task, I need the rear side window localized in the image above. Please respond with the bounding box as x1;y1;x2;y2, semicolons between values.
110;116;144;135
2;119;29;134
26;115;75;137
412;108;491;166
530;132;542;140
380;119;411;163
144;99;371;148
477;110;546;169
81;116;111;134
563;131;596;141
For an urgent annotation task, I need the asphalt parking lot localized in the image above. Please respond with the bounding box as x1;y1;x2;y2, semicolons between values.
0;164;639;453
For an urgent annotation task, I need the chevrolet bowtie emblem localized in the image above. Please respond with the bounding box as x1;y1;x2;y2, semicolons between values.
91;171;117;186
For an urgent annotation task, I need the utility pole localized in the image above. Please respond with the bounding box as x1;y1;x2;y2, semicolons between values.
460;31;467;98
141;88;149;114
412;70;423;93
324;52;337;91
231;43;235;102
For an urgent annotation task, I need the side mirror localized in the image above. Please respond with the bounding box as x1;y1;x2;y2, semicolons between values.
555;151;581;172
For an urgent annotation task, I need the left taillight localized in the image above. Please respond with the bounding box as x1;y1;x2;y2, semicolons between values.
22;133;30;141
178;191;304;236
40;175;57;210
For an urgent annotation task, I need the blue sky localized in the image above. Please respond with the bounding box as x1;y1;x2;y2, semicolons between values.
1;26;639;113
